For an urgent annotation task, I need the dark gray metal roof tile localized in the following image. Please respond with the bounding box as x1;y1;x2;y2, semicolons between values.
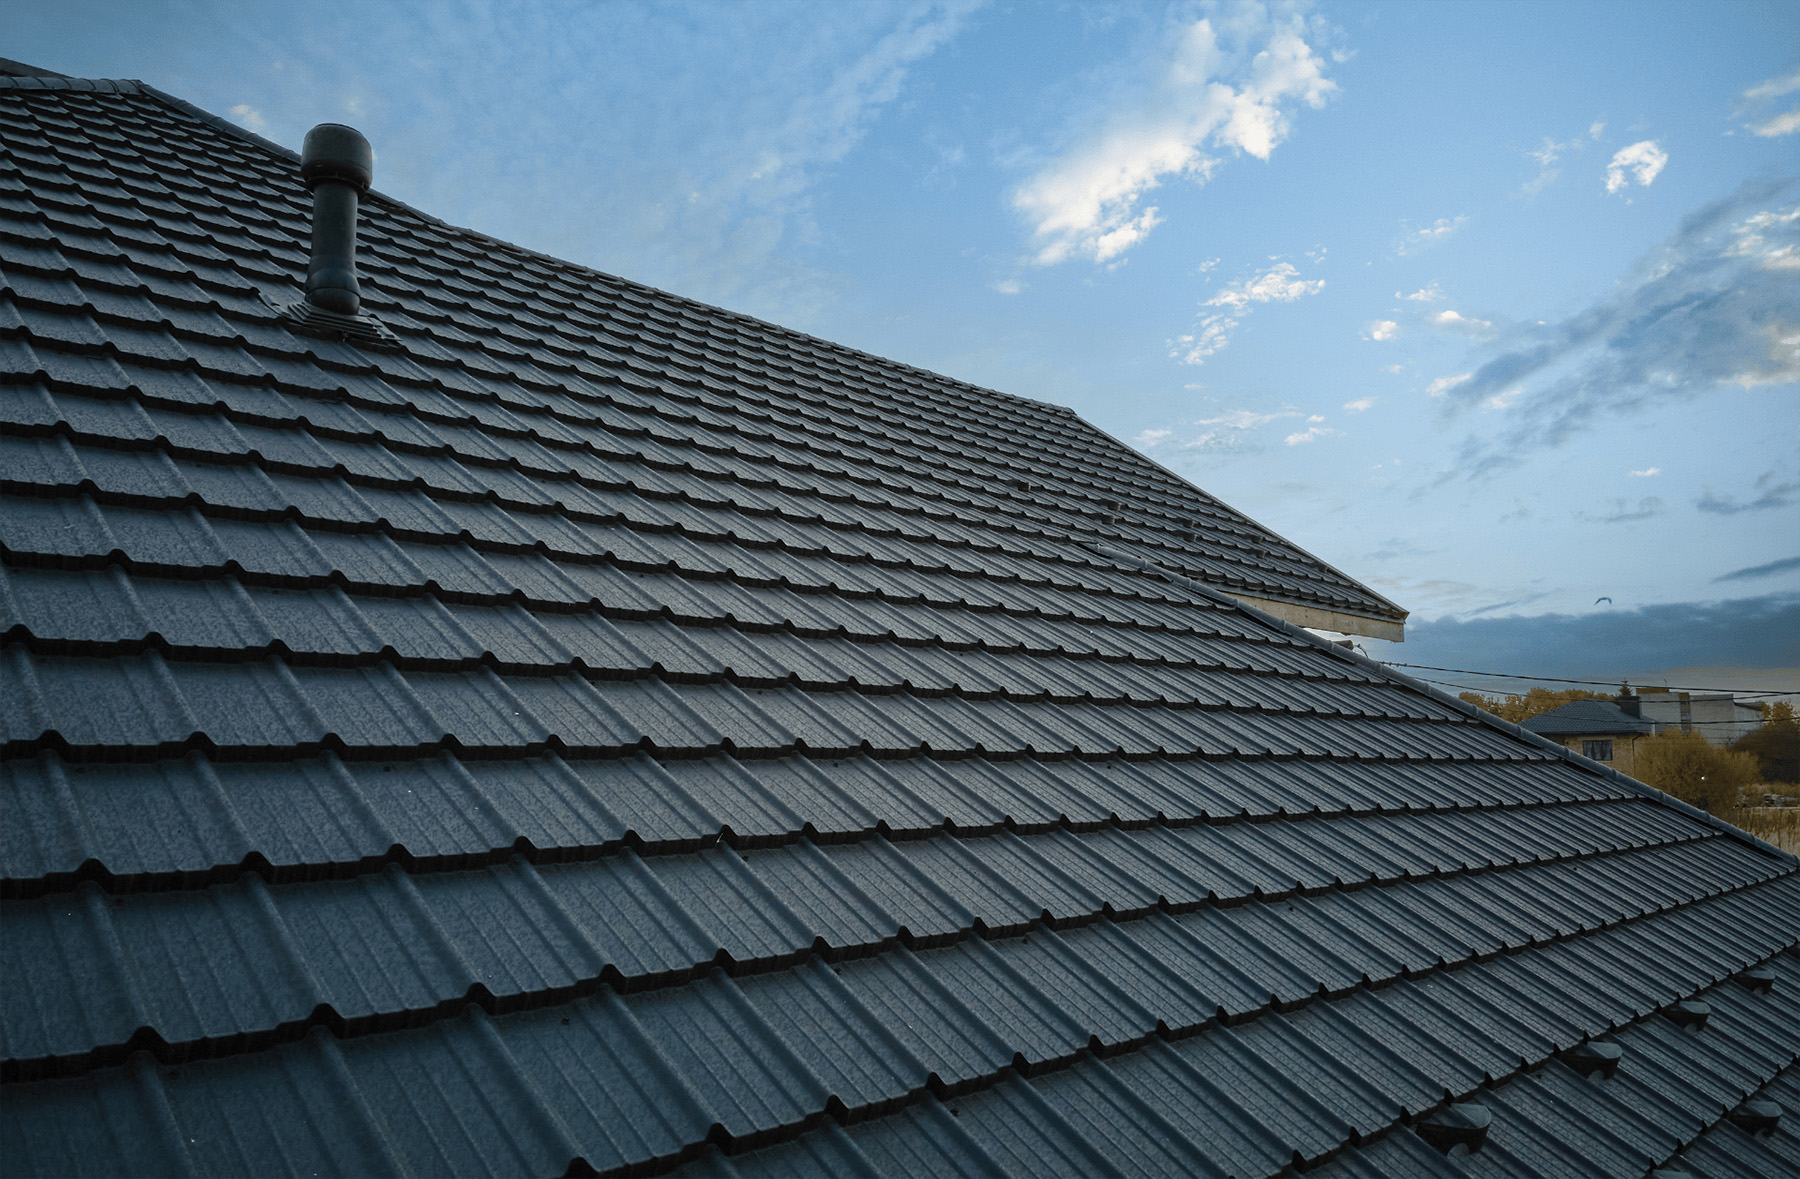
735;958;928;1111
625;969;830;1142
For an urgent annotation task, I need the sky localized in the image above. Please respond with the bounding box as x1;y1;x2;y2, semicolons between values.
8;0;1798;697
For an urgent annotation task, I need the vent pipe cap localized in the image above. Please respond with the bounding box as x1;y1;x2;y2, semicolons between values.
300;123;373;193
1418;1102;1491;1154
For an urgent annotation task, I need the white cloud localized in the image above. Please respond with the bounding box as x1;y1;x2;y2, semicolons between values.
1739;67;1800;137
1742;67;1800;104
1365;319;1398;341
1727;205;1800;270
1012;9;1337;266
1398;216;1464;254
229;103;267;130
1382;363;1404;374
1426;372;1472;397
1398;283;1442;302
1170;260;1325;364
1430;309;1494;335
1605;140;1668;194
1343;397;1375;412
1528;134;1584;168
1205;261;1325;310
1630;467;1661;477
992;278;1025;295
1196;408;1300;430
1149;407;1303;453
1752;109;1800;137
1589;120;1606;139
1285;424;1338;445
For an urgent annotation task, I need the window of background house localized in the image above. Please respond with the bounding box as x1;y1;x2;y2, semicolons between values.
1583;739;1613;761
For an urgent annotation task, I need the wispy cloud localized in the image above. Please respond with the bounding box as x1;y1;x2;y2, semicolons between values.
1285;423;1338;445
228;103;266;130
1426;372;1471;397
1739;66;1800;137
1715;555;1800;583
1398;216;1464;254
1012;7;1337;266
1170;259;1325;364
1138;407;1305;453
1697;469;1799;515
1605;140;1668;194
1437;177;1800;477
1365;320;1398;341
1592;495;1666;523
1397;283;1442;302
991;278;1025;295
318;1;978;322
1629;466;1660;477
1429;309;1494;335
1520;120;1604;196
1343;397;1374;412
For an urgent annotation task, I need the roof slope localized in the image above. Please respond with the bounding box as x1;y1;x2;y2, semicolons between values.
1522;700;1656;737
1;74;1795;1179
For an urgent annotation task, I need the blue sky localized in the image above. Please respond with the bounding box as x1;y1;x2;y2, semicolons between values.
10;0;1798;693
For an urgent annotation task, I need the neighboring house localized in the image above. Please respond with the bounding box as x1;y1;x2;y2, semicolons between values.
1521;699;1656;777
1633;689;1767;749
4;64;1800;1179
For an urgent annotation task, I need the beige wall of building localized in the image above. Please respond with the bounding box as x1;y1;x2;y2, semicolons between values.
1553;732;1647;779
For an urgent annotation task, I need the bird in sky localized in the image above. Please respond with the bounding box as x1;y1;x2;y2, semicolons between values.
1595;596;1613;604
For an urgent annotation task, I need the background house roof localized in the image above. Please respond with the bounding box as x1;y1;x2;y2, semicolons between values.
1522;699;1657;737
2;70;1796;1179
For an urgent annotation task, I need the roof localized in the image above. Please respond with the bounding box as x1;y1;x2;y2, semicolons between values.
1;68;1796;1179
1522;699;1657;737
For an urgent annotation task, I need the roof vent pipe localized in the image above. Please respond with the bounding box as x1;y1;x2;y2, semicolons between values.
300;123;373;314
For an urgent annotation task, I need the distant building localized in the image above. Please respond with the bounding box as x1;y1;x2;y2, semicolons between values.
1522;692;1767;775
1521;699;1656;775
1630;689;1765;748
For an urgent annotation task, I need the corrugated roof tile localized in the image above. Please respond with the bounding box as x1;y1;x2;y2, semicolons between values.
6;73;1798;1179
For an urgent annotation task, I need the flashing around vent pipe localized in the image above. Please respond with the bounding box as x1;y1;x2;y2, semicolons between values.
299;123;373;315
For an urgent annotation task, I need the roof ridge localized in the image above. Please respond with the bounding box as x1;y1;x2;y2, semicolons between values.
0;57;71;79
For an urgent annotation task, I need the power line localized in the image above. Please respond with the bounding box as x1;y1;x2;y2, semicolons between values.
1380;661;1800;697
1402;672;1789;725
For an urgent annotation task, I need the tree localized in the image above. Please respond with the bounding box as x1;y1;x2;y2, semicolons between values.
1455;686;1610;725
1732;700;1799;784
1633;729;1762;814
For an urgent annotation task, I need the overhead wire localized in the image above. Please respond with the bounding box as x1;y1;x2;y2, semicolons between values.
1378;661;1799;698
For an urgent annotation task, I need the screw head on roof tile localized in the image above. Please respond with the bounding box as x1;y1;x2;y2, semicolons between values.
1734;965;1776;993
1562;1040;1623;1078
1417;1102;1491;1154
1727;1100;1782;1135
1665;999;1711;1029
